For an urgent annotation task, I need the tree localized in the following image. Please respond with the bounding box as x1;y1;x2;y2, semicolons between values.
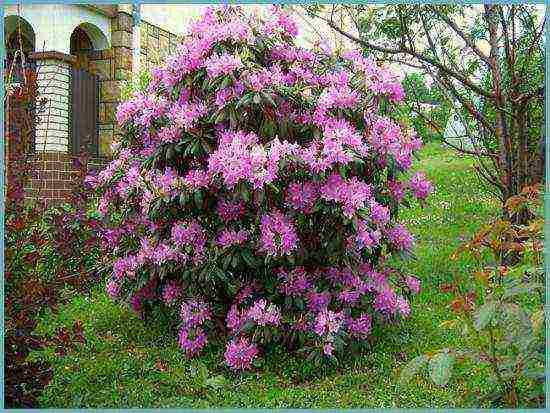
304;4;544;221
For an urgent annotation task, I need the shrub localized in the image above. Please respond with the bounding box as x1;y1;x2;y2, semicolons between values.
399;186;544;407
88;6;433;371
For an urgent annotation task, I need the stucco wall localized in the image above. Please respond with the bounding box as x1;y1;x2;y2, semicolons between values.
5;4;111;54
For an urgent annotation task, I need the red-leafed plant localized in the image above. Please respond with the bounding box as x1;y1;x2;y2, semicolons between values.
4;56;101;407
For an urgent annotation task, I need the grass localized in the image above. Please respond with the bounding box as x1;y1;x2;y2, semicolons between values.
32;142;499;408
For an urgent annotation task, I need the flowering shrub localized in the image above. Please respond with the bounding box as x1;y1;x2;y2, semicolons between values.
88;6;433;371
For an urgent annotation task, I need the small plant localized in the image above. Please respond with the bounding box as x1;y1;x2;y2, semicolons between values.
399;185;545;408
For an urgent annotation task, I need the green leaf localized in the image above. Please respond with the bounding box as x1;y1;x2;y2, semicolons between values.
428;350;454;387
194;191;203;209
398;354;429;387
222;253;232;270
205;375;226;390
231;253;240;268
214;110;225;124
241;250;257;268
473;301;497;331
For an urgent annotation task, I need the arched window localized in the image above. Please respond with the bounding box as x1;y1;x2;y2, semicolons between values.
4;15;36;154
4;15;35;82
70;26;94;70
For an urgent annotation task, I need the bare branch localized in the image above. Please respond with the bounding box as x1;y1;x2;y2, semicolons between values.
429;5;492;67
313;11;495;100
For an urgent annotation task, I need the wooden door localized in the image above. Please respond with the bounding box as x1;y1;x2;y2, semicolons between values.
71;68;99;156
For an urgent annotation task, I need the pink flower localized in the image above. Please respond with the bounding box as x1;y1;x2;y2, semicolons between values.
259;210;298;256
323;342;334;356
370;201;390;226
171;220;207;263
321;173;372;218
247;299;281;326
355;220;382;251
396;296;411;317
183;169;210;190
388;179;406;202
216;229;249;248
286;181;318;213
409;172;434;200
162;280;182;304
405;276;421;294
106;280;120;298
224;337;259;371
217;199;246;222
387;224;414;252
204;53;243;78
313;309;346;337
180;299;211;328
179;327;208;356
278;267;312;297
168;101;206;130
347;313;372;339
306;291;331;312
373;287;398;314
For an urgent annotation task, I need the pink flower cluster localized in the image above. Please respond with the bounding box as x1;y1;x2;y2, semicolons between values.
321;173;373;218
259;210;298;256
204;53;243;78
208;131;295;190
227;298;281;333
162;280;182;305
179;299;212;356
409;172;434;200
285;181;319;213
224;337;259;371
216;228;248;248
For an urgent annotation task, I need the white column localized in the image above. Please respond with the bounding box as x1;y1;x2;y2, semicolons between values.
34;56;71;152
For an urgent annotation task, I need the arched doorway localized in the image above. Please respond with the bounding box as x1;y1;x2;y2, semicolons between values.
69;23;107;156
70;26;94;70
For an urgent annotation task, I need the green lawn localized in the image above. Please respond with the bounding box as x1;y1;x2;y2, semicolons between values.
32;143;500;408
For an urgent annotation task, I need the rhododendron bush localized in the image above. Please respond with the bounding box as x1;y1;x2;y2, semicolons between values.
87;6;433;371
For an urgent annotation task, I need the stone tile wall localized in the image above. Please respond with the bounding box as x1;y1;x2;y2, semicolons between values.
139;20;180;70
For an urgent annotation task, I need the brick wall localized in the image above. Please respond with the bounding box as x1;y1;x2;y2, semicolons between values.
24;152;108;205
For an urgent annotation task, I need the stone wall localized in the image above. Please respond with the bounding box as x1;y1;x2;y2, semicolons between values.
92;10;135;158
139;20;180;70
88;48;117;157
